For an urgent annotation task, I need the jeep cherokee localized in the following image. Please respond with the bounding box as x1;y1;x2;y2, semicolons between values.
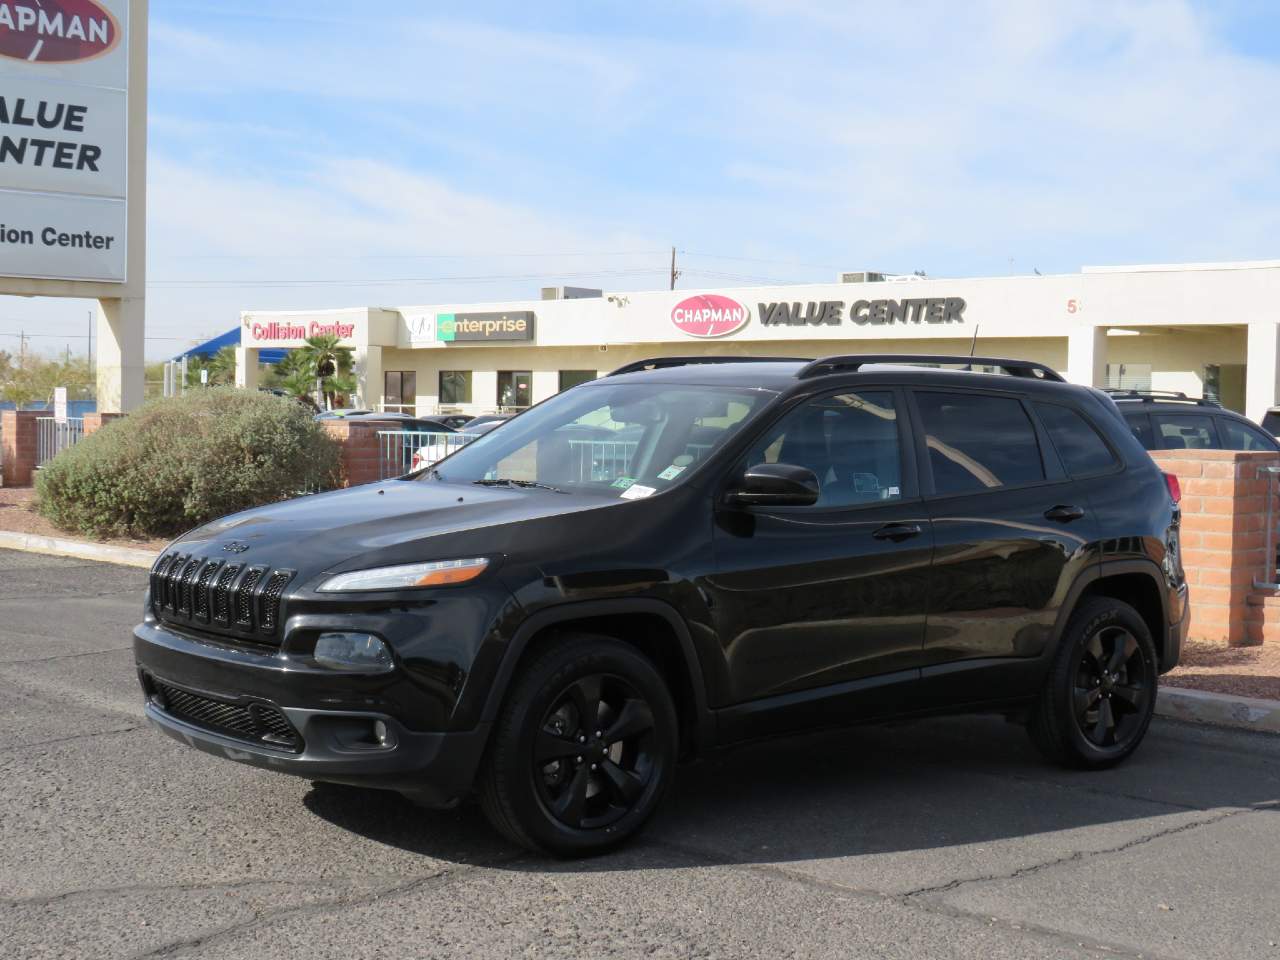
135;354;1188;856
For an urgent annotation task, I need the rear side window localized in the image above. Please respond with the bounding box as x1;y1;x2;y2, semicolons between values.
915;392;1045;494
1153;414;1218;450
1219;417;1276;451
1035;403;1118;477
1124;412;1154;449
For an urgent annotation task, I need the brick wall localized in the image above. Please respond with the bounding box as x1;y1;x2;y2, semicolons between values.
0;410;41;488
82;412;125;436
1151;449;1280;647
322;418;401;487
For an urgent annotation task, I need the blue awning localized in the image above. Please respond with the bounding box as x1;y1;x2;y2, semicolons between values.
172;328;288;364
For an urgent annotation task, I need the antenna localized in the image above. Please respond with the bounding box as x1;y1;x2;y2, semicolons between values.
969;324;980;357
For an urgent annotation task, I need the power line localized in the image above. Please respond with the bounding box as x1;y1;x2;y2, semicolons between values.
144;268;667;289
679;251;841;271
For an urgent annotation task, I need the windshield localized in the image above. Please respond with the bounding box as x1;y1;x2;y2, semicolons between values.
421;383;772;498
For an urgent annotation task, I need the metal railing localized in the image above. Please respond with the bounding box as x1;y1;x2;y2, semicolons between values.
378;430;479;479
1258;465;1280;587
36;417;85;467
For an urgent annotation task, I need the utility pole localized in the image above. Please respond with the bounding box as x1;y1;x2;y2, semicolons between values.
87;309;93;369
669;246;681;290
18;329;25;362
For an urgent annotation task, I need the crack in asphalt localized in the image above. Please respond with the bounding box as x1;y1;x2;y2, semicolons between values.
897;807;1245;899
4;877;344;908
0;644;132;666
125;853;531;960
0;723;142;755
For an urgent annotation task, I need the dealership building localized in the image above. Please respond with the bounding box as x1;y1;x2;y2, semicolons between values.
234;259;1280;422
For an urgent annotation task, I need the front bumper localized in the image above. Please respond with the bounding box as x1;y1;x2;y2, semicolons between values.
134;620;488;805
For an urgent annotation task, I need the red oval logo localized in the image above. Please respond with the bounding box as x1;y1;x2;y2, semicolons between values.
671;294;749;338
0;0;121;65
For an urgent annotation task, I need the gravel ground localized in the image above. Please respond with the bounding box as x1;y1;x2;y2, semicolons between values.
1164;638;1280;701
1;549;1279;960
0;487;169;552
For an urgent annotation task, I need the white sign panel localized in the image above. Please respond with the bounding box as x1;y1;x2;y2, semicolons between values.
0;0;129;282
0;187;123;279
53;385;67;422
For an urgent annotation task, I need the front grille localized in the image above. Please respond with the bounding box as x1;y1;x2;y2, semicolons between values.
147;676;301;751
151;552;294;643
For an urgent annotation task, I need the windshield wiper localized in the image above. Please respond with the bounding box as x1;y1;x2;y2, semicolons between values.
472;478;567;493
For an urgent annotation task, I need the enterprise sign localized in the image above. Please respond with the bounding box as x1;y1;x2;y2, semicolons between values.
436;311;535;342
760;297;967;327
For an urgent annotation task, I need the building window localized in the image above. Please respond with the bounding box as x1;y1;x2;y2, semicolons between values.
559;370;596;392
439;371;472;406
383;370;417;415
497;370;532;409
1105;363;1152;392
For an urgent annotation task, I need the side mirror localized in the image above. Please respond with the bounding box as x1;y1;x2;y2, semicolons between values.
726;463;820;507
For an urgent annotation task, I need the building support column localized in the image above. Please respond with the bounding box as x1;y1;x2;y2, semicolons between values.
235;347;260;390
1246;321;1280;424
355;345;383;411
95;298;145;413
1066;325;1107;387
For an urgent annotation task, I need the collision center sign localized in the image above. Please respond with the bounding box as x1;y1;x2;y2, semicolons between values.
0;0;129;282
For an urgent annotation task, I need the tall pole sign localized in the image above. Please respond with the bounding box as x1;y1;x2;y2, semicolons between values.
0;0;129;282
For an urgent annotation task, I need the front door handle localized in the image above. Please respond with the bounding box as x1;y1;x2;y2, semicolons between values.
872;522;924;542
1044;504;1086;522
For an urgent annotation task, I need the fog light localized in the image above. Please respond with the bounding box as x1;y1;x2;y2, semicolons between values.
374;720;388;745
314;632;394;673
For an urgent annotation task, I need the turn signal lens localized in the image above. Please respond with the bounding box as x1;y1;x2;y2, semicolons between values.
317;558;489;592
1164;472;1182;504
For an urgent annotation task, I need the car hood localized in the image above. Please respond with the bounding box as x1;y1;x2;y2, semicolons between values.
174;479;613;576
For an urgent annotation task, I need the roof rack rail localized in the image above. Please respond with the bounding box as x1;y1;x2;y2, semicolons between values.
796;354;1065;382
608;356;813;377
1103;388;1221;407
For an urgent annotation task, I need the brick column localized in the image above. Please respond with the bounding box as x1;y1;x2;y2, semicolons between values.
82;412;125;436
1151;449;1279;646
322;418;401;487
1;410;42;487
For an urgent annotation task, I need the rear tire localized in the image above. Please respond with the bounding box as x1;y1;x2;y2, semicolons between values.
478;634;678;856
1029;597;1157;769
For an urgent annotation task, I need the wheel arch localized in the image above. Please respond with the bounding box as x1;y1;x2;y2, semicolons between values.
482;599;714;757
1057;560;1171;669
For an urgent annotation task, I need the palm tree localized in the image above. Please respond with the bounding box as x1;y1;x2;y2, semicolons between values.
294;335;356;410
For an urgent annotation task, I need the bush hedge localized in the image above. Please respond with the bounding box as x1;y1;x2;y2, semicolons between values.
36;388;342;539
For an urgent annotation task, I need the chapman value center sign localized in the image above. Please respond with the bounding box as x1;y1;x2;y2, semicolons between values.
0;0;129;282
670;293;968;337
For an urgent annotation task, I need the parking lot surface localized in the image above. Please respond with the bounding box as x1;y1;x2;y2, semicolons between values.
1;547;1278;959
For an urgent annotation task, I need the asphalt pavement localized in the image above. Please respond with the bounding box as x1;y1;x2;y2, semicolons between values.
1;547;1278;960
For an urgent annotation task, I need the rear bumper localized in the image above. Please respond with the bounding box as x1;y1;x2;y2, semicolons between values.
134;621;488;805
1162;582;1189;674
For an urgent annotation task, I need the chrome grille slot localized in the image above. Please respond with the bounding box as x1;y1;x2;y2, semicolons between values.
211;563;241;624
193;560;221;622
258;570;294;635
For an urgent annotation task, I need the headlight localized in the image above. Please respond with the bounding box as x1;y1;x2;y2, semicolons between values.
316;557;489;592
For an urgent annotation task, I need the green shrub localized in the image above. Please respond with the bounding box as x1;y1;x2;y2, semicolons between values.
36;388;342;539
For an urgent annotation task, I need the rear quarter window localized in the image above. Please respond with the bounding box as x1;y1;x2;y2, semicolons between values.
914;391;1045;495
1034;402;1119;477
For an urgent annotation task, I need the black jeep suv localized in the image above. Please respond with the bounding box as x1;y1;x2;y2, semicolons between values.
135;354;1188;856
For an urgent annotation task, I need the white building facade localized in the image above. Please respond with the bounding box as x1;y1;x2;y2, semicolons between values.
235;259;1280;422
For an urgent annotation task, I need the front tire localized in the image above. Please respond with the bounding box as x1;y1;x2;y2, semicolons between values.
479;634;678;856
1029;597;1158;769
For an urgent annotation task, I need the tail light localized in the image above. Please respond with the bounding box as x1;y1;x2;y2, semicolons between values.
1164;472;1181;504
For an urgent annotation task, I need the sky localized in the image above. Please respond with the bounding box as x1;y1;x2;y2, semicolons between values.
5;0;1280;360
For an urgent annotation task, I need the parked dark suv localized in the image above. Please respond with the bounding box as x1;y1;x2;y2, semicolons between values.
135;355;1188;856
1108;389;1279;452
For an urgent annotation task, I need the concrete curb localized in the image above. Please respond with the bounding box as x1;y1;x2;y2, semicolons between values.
1157;686;1280;735
0;530;157;569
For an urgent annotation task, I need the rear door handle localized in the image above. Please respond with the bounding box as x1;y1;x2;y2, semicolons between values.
1044;504;1086;522
872;522;924;542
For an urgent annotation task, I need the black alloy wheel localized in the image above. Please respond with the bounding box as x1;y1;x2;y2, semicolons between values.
1074;624;1150;748
479;634;678;856
534;674;657;830
1029;597;1157;769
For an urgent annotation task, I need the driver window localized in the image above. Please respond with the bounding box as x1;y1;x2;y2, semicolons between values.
747;391;903;507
